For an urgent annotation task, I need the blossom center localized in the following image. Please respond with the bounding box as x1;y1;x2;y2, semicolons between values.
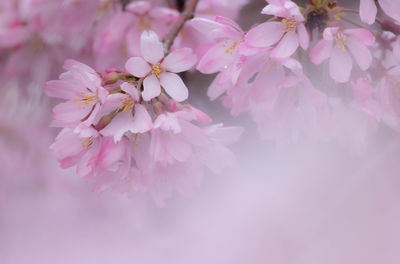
281;17;297;33
335;33;348;52
152;63;164;78
120;98;134;112
222;40;238;55
80;137;94;149
138;17;151;31
76;91;95;108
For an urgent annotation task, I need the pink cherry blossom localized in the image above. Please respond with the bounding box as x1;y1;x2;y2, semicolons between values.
100;82;153;143
309;27;375;83
360;0;400;24
130;106;243;205
50;126;100;175
192;16;246;75
351;78;380;121
125;31;197;102
45;59;109;127
245;0;309;58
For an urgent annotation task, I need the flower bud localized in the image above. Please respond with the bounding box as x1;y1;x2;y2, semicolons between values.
102;72;120;85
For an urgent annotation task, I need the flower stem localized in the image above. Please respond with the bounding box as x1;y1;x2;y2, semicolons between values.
162;0;199;54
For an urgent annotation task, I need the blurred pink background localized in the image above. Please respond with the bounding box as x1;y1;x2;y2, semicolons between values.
1;1;400;263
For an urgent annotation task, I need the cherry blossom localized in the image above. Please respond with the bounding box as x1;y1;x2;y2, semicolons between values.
45;60;109;127
245;0;309;58
125;31;197;102
309;26;375;83
360;0;400;24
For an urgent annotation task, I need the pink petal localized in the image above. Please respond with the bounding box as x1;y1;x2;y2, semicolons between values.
329;46;353;83
322;27;340;41
379;0;400;23
142;75;161;101
215;16;243;34
271;32;299;58
360;0;377;24
53;101;92;122
207;73;229;100
344;28;375;46
132;104;153;133
245;22;284;48
347;38;372;71
140;31;164;65
196;43;235;74
211;26;243;42
126;1;151;15
393;37;400;64
297;23;309;50
165;134;192;162
121;82;140;101
205;125;244;145
125;57;151;77
45;80;82;99
100;104;152;142
190;17;223;34
160;72;188;102
309;39;332;64
162;48;197;73
352;78;372;103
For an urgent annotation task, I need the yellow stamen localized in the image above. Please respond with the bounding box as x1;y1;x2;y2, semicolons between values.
335;33;348;52
80;137;94;149
120;98;133;112
281;17;297;33
223;40;238;55
76;91;95;108
152;63;163;78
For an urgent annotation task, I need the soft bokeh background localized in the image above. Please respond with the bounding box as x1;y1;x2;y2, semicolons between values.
1;1;400;263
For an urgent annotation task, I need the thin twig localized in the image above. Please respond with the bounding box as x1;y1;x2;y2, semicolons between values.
162;0;199;54
338;8;359;14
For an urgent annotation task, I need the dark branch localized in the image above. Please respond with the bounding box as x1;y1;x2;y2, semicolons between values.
162;0;199;54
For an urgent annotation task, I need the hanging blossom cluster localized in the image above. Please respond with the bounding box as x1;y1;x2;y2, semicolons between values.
0;0;246;204
192;0;400;147
46;31;242;205
7;0;398;203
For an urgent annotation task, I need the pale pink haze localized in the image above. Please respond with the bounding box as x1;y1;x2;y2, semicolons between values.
309;26;375;83
125;31;197;102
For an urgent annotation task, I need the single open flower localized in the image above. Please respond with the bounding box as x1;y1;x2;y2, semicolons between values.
245;0;309;58
45;59;108;127
125;30;197;102
309;27;375;83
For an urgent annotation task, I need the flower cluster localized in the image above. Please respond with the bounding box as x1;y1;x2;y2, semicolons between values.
191;0;400;147
46;31;242;204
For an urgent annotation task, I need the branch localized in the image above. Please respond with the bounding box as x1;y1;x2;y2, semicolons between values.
162;0;199;54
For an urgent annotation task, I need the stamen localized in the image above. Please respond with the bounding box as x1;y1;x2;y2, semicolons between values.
76;91;95;108
335;33;348;52
80;137;94;149
222;40;238;55
152;63;163;78
120;98;134;112
281;17;297;33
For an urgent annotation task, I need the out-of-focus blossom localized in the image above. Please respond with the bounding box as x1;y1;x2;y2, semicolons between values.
360;0;400;24
309;26;375;83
